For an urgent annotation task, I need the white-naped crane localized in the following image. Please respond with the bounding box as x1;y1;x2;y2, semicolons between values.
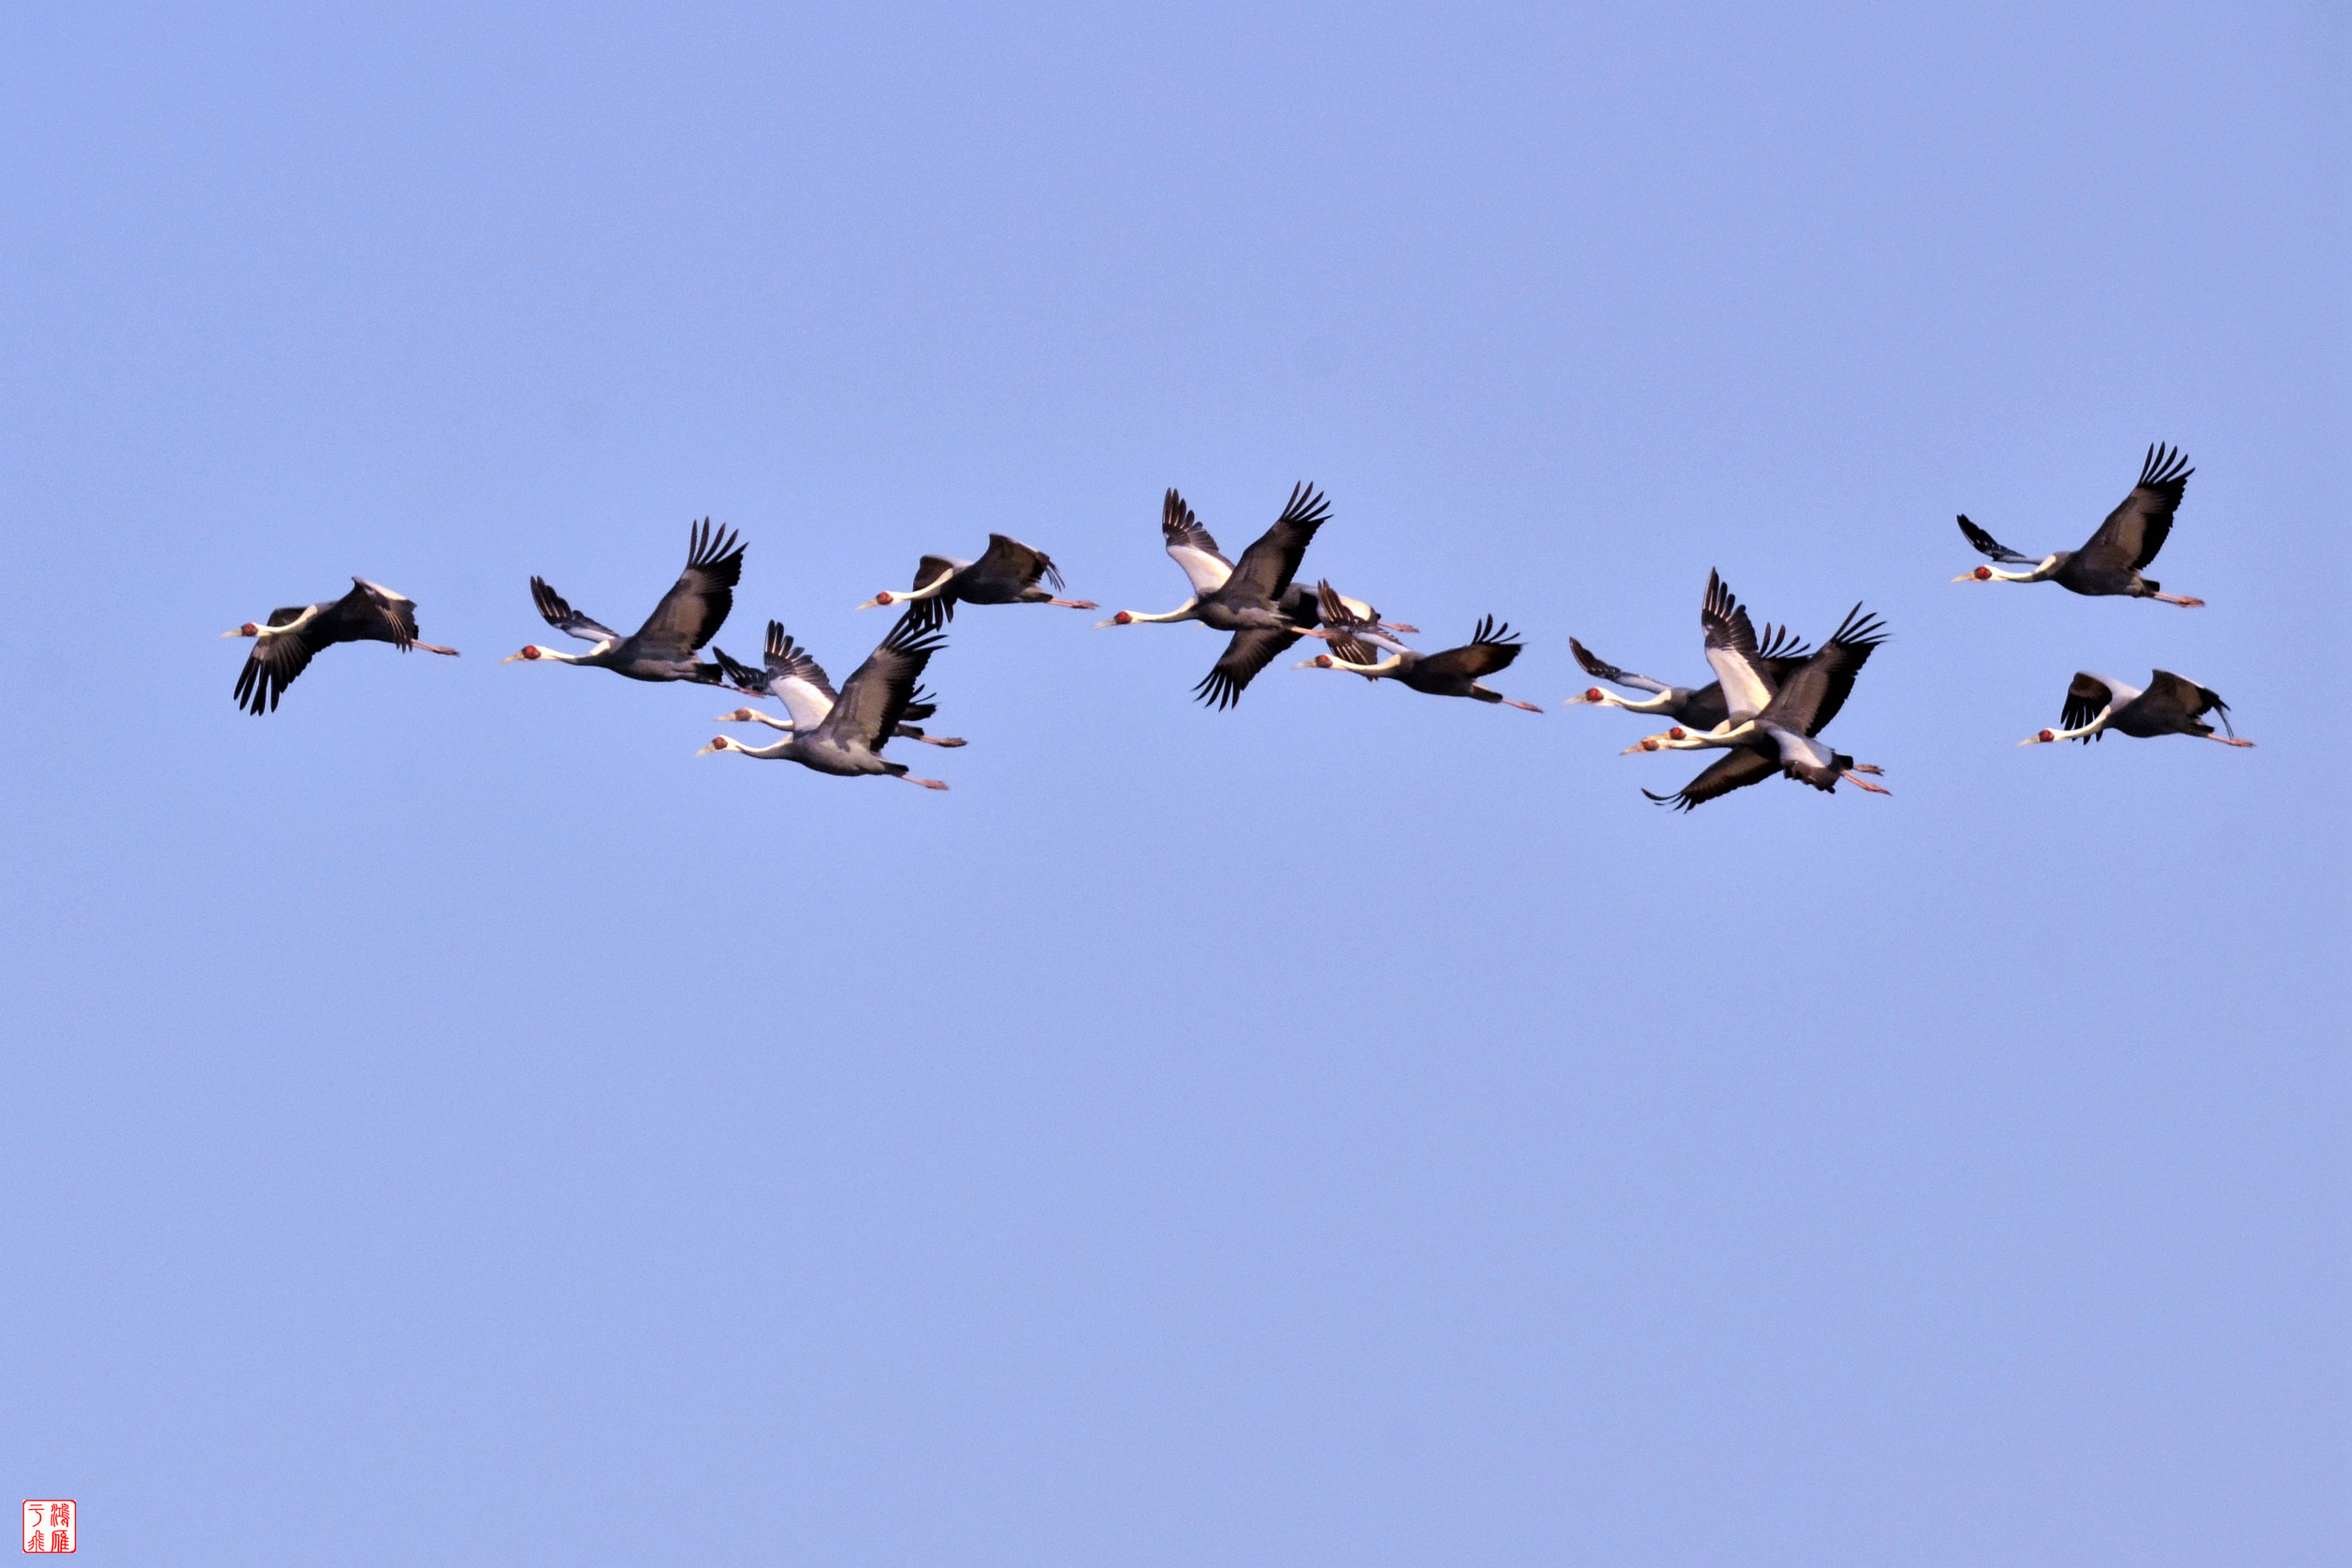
1293;581;1542;710
856;535;1096;632
2018;670;2254;749
1625;577;1892;809
504;518;746;683
1096;485;1414;709
224;577;459;715
1953;443;2204;605
712;619;965;748
1564;620;1814;731
697;612;954;790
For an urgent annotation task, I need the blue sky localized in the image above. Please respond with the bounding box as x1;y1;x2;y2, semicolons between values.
2;3;2344;1562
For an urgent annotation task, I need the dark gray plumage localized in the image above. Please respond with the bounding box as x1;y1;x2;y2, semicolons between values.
1299;581;1542;710
225;577;459;715
700;612;953;788
1633;584;1892;810
861;534;1096;632
711;620;965;748
2020;670;2253;748
1566;624;1814;731
1102;485;1401;710
508;519;745;682
1953;444;2203;604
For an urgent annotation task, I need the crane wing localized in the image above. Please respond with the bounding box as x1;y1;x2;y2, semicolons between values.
895;554;968;633
233;627;319;714
1197;627;1302;710
1755;622;1814;664
817;611;943;753
1304;581;1379;665
343;579;419;649
1569;637;1672;696
910;554;965;594
1162;489;1233;595
1700;571;1776;723
716;620;836;731
1956;515;2042;565
2060;671;2127;740
1416;617;1522;681
2145;669;2232;735
1644;748;1777;811
631;518;745;654
2080;443;2192;573
1761;603;1887;735
1226;483;1329;604
530;577;620;646
980;533;1063;592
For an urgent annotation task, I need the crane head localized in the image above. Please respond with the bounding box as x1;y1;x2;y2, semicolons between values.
501;646;548;662
2018;728;2057;747
697;736;735;757
222;622;259;638
1569;687;1605;704
1953;565;1995;583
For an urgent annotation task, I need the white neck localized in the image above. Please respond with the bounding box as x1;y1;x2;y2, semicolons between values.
1122;600;1199;625
1592;690;1677;714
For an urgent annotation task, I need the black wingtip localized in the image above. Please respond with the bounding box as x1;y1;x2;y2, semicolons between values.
1277;481;1332;530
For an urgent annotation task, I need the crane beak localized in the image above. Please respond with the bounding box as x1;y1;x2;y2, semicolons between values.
855;596;884;611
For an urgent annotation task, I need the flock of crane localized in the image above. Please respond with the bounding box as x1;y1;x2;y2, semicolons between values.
223;443;2249;807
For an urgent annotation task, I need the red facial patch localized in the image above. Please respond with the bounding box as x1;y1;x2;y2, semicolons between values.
1974;566;1992;581
241;622;258;635
876;591;894;604
521;646;541;660
2038;729;2054;743
1586;688;1603;702
1113;610;1132;624
1668;728;1686;741
1314;655;1332;667
710;737;727;750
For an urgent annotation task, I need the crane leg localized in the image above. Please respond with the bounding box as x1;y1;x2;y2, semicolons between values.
899;775;951;791
1842;770;1892;795
2154;593;2205;607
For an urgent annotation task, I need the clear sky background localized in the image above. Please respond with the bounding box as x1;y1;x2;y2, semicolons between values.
2;3;2344;1562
